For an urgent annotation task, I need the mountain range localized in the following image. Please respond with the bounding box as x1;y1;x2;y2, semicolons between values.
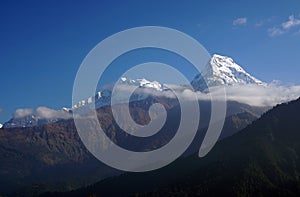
42;97;300;197
1;53;293;197
0;98;267;196
3;54;267;129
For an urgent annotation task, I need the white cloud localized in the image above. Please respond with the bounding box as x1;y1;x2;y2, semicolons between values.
282;15;300;30
233;17;247;26
268;27;285;36
159;84;300;107
202;84;300;107
36;107;71;119
268;14;300;36
110;84;300;107
14;108;34;118
13;107;71;119
11;84;300;122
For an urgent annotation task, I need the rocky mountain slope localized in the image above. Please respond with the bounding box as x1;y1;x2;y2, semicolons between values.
45;97;300;197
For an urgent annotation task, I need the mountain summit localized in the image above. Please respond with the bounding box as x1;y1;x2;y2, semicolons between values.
119;77;165;91
192;54;265;91
4;54;266;128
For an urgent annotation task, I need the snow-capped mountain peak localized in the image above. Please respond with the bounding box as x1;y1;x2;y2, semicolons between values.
70;77;165;110
192;54;265;91
119;77;163;91
4;54;265;128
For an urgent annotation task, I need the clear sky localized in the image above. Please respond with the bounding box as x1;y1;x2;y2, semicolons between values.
1;0;300;123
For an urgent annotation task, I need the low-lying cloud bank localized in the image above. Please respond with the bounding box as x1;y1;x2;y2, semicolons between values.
11;84;300;121
203;84;300;106
13;106;72;119
113;83;300;107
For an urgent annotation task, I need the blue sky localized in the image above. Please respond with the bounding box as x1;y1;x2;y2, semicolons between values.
1;0;300;122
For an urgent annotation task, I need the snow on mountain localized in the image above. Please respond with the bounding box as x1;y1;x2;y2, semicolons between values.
119;77;164;91
3;107;72;128
4;54;266;128
4;77;166;128
0;124;2;129
71;77;165;110
191;54;266;91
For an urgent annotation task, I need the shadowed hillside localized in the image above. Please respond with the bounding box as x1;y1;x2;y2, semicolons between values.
0;99;265;196
42;98;300;197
